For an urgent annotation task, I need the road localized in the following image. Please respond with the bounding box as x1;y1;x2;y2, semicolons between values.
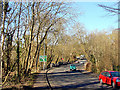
33;61;116;89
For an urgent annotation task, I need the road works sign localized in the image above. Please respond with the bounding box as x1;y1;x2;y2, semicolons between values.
39;56;47;62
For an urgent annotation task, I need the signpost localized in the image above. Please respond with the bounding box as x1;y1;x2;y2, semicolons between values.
39;56;47;62
39;56;47;70
39;39;47;70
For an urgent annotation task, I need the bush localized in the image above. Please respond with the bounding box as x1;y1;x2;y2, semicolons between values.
85;62;91;71
91;64;97;73
113;65;120;71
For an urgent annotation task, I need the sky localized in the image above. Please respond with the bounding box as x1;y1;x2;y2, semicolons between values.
8;1;118;34
68;2;118;33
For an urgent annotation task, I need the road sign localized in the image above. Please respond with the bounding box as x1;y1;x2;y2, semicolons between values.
39;56;47;62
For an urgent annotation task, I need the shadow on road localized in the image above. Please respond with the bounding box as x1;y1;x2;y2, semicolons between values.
47;70;98;78
52;81;100;89
48;70;82;74
2;70;115;90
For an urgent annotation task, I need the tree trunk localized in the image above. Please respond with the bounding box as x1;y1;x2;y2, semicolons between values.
6;35;10;75
1;1;8;80
25;3;35;74
17;2;22;82
36;44;41;72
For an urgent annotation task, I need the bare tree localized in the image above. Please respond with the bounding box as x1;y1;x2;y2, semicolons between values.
98;2;120;15
1;1;79;86
16;2;22;82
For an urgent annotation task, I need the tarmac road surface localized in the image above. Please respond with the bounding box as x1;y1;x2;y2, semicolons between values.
33;62;119;89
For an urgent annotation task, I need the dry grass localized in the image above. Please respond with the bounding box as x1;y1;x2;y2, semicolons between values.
2;72;39;89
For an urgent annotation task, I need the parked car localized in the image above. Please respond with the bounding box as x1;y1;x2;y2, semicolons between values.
70;64;76;71
75;61;79;63
80;55;85;60
80;61;84;64
58;62;63;65
99;71;120;88
63;62;67;65
50;63;55;67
